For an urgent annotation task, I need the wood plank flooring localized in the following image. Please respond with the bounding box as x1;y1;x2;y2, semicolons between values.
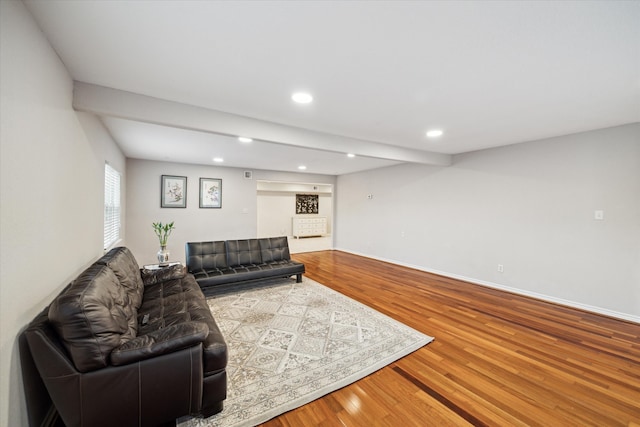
260;250;640;427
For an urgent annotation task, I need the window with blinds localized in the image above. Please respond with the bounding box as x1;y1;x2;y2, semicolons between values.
104;163;121;250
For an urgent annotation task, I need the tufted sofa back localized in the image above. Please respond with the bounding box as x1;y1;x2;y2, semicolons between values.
48;247;142;372
225;239;262;267
258;236;291;262
185;241;228;271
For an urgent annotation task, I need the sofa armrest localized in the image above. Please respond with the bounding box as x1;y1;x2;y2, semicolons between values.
110;321;209;366
141;263;186;286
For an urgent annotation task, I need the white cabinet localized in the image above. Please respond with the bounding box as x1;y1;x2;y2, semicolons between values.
292;216;327;238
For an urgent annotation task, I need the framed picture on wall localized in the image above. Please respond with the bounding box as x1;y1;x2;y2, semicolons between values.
200;178;222;208
161;175;187;208
296;194;319;214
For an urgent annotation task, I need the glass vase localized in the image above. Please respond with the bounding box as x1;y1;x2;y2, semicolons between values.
157;246;170;265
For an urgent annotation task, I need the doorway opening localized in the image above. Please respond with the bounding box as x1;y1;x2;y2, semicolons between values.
256;180;333;253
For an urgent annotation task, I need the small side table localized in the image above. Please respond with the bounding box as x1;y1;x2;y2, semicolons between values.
142;261;183;271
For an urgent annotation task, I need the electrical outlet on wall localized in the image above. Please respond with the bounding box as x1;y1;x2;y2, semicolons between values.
497;264;504;273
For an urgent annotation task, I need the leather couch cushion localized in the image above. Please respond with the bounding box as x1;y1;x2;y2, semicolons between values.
97;247;144;309
193;261;304;288
110;321;209;366
258;236;291;262
49;264;137;372
139;274;227;375
226;239;262;267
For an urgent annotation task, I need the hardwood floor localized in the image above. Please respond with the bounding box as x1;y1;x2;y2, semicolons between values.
260;250;640;427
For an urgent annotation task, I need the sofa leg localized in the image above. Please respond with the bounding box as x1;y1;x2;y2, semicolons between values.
296;274;302;283
199;401;224;418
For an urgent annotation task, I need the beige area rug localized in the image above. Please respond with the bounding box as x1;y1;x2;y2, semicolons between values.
178;277;434;427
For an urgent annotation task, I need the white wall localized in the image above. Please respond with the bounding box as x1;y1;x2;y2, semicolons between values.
126;159;335;265
0;2;126;425
336;123;640;321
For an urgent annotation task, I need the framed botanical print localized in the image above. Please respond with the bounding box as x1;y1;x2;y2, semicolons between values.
161;175;187;208
200;178;222;208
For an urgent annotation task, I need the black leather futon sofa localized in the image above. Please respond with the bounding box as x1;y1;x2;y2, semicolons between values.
185;236;305;290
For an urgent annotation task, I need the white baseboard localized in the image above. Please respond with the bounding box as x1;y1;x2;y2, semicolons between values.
334;247;640;325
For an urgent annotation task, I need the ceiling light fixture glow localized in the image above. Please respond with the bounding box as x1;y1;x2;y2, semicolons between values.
238;137;253;143
292;92;313;104
298;165;307;170
426;129;444;138
213;157;224;163
347;153;356;158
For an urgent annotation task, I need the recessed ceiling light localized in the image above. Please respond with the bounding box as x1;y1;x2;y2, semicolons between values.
238;137;253;143
347;153;356;158
213;157;224;163
298;165;307;170
426;129;444;138
292;92;313;104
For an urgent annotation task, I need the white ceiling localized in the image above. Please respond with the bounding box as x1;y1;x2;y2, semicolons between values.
24;0;640;175
103;117;400;175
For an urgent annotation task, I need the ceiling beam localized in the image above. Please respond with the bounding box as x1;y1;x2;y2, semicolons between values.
73;82;452;166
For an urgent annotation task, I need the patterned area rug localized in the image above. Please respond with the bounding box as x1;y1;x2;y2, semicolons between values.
178;277;434;427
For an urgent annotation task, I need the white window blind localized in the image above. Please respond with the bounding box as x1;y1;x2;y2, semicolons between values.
104;163;121;250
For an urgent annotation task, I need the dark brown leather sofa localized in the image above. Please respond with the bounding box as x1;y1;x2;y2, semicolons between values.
21;247;227;427
185;236;305;290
